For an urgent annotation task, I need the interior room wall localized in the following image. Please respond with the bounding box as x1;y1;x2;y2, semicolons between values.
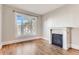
42;4;79;50
71;28;79;49
0;5;2;45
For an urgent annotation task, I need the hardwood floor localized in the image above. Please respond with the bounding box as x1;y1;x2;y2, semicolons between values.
0;39;79;55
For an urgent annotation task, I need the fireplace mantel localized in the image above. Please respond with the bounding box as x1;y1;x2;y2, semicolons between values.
50;27;71;50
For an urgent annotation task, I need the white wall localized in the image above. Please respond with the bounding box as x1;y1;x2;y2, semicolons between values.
2;5;42;43
42;5;79;49
71;28;79;49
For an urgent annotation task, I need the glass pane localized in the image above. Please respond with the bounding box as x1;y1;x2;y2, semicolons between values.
16;15;24;36
16;13;37;37
23;16;32;35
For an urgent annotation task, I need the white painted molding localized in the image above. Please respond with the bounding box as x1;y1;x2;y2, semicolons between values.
63;46;69;50
71;44;79;50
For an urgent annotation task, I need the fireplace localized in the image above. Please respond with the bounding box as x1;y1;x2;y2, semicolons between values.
50;27;71;49
52;34;63;48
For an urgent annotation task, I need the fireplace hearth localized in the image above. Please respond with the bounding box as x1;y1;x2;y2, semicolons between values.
52;34;63;48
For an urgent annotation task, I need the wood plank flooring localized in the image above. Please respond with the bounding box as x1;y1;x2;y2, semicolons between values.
0;39;79;55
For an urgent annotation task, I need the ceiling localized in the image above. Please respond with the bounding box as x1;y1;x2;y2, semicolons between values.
8;4;64;15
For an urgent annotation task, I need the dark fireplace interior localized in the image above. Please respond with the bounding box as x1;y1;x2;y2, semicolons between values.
52;34;63;48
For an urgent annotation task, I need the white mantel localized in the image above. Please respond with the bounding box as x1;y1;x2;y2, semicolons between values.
50;27;71;50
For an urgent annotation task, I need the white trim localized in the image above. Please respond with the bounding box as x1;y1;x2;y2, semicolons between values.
71;44;79;50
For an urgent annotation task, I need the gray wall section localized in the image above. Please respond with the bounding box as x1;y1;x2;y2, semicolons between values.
0;5;2;44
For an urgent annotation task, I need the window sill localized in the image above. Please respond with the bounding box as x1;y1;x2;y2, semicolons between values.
16;35;40;39
2;35;42;46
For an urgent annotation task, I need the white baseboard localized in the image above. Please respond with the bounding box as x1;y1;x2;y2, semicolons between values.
71;44;79;50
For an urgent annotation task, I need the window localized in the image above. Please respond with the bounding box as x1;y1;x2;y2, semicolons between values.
16;13;37;37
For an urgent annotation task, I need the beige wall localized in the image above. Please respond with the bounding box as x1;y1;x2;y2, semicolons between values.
42;5;79;49
2;5;16;42
0;5;2;44
2;5;42;43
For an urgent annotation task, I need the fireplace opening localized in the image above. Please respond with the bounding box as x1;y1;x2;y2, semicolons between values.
52;34;63;48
